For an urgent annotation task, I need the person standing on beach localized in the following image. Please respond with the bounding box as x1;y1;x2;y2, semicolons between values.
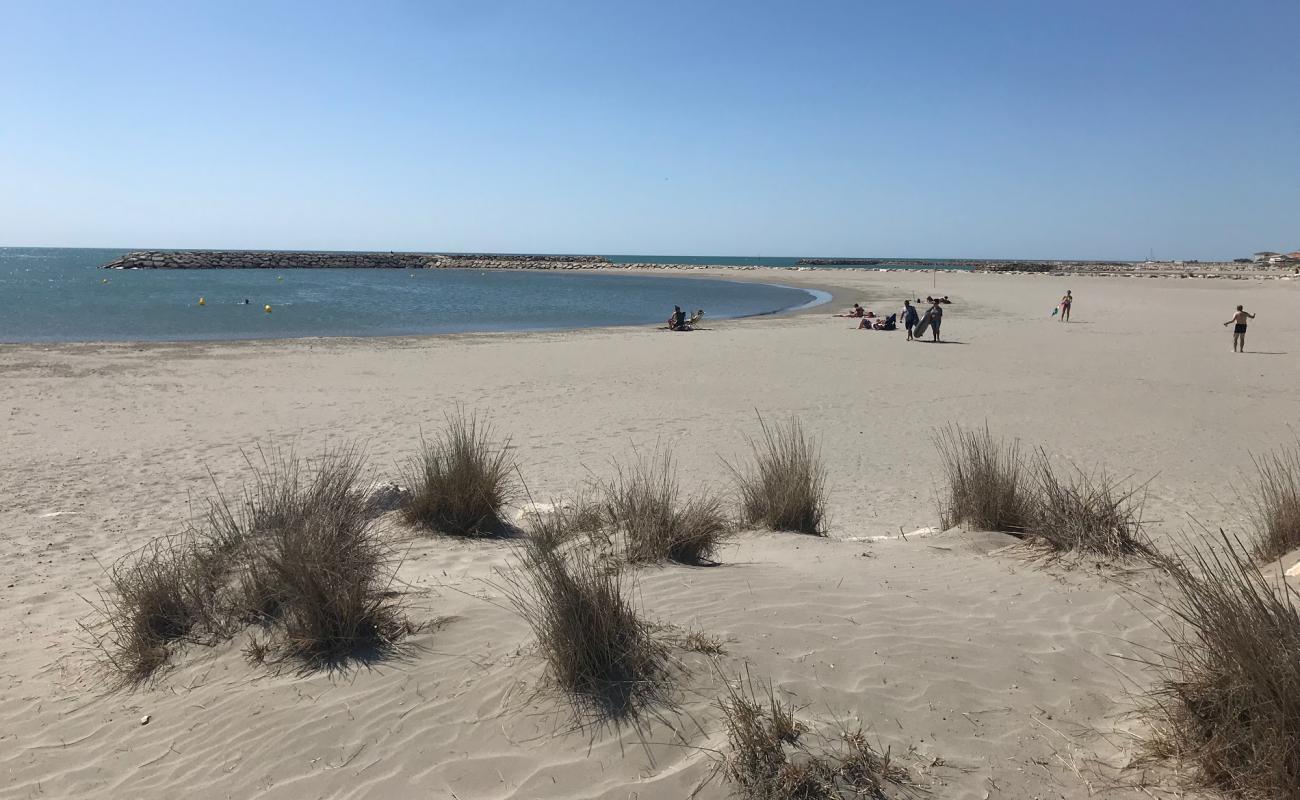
1223;305;1256;352
930;300;943;342
1059;290;1073;322
903;300;919;341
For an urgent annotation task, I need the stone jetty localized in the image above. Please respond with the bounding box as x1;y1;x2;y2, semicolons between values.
101;250;613;270
796;258;883;266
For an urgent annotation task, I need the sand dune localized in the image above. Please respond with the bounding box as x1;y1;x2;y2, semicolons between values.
3;269;1297;798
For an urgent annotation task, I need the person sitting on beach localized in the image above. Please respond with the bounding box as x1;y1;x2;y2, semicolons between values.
667;305;687;331
837;303;865;318
939;295;951;304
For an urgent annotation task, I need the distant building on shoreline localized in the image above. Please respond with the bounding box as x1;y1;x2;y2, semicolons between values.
1252;250;1300;264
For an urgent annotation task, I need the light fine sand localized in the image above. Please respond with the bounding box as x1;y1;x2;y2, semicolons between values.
2;270;1298;799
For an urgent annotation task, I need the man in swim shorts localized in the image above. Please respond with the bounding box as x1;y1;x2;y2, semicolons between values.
903;300;919;340
1223;305;1256;353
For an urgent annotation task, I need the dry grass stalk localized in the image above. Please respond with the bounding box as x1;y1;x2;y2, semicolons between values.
502;534;670;722
717;671;909;799
606;450;731;565
1025;454;1150;560
1139;531;1300;797
677;629;729;656
1248;441;1300;563
403;409;517;536
731;416;827;535
934;423;1031;533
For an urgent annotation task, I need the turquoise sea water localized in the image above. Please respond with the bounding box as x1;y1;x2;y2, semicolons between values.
0;248;830;343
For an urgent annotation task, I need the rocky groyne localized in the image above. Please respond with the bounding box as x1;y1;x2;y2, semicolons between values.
796;258;883;266
101;250;612;270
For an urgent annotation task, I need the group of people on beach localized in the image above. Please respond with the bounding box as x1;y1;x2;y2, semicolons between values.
840;297;946;341
670;290;1258;353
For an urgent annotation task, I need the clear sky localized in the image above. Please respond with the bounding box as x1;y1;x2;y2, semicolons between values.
2;1;1297;260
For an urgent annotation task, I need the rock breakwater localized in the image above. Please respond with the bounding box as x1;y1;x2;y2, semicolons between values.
102;251;613;270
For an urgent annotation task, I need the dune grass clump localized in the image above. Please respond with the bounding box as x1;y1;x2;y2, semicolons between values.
502;537;670;721
94;535;223;684
1140;533;1300;797
934;424;1031;533
717;672;908;799
1247;441;1300;563
526;492;611;559
223;447;408;665
731;416;827;535
1025;455;1149;560
93;444;410;682
403;410;517;536
606;451;731;565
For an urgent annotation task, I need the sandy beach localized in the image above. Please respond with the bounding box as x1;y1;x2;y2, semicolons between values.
2;268;1298;799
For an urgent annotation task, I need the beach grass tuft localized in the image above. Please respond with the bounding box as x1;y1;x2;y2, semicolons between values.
1247;440;1300;563
1025;454;1149;559
94;443;410;682
605;450;731;565
92;534;223;685
731;416;827;535
501;533;670;722
403;409;517;536
225;446;408;665
934;423;1031;533
716;670;908;799
1138;532;1300;798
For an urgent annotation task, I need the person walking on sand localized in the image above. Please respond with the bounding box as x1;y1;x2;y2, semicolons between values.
903;300;919;341
1058;290;1073;322
929;300;943;342
1223;305;1256;353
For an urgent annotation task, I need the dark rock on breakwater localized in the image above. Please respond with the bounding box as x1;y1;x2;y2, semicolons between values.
101;250;612;270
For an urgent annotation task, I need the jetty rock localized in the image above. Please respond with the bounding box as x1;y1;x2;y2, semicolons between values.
100;250;612;270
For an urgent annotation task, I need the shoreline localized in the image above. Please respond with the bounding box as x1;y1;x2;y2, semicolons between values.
0;271;833;349
2;263;1293;349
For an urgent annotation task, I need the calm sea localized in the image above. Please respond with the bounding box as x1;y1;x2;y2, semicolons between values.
0;248;833;343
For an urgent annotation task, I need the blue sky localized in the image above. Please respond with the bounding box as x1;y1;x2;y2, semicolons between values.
2;1;1296;259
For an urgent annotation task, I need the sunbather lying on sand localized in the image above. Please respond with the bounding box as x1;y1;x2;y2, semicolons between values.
857;313;897;330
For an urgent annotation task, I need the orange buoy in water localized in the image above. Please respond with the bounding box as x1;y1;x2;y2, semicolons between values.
198;297;206;306
264;304;273;313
